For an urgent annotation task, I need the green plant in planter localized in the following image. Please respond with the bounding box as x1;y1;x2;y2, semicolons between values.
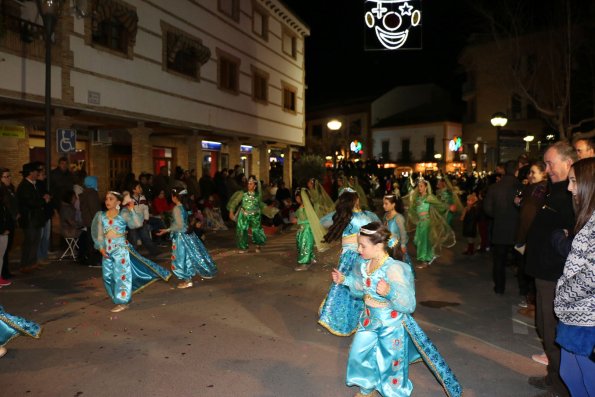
292;154;326;188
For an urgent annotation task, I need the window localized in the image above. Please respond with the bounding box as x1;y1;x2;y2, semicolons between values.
282;84;297;113
218;0;239;21
252;5;268;40
350;119;362;136
252;67;268;103
88;0;138;57
163;24;210;80
217;51;240;94
425;137;435;160
312;124;323;138
93;16;128;53
381;141;390;161
282;30;297;58
401;138;411;162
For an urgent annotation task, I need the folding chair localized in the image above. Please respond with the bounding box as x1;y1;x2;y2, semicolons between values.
59;237;79;261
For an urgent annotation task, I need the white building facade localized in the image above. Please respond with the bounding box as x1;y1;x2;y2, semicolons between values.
0;0;308;192
370;84;464;172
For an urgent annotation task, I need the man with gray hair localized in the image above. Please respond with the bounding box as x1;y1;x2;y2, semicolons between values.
525;141;577;397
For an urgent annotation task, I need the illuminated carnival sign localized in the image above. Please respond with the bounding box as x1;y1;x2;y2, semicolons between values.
350;140;364;154
364;0;422;50
448;136;463;152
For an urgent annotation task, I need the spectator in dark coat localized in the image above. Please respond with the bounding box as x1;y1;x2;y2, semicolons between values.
152;166;171;198
214;170;229;220
50;157;74;211
275;181;291;203
34;163;52;265
0;168;18;279
525;142;576;397
483;160;521;295
17;163;49;272
199;173;215;201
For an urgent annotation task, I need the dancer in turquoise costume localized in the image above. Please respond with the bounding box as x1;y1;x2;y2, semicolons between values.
383;194;414;278
0;306;42;358
91;191;171;313
307;177;335;218
332;222;462;397
406;178;455;267
227;175;266;253
318;189;380;336
156;189;217;289
294;188;329;271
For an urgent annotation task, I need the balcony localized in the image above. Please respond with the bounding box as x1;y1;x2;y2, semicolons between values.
0;12;61;60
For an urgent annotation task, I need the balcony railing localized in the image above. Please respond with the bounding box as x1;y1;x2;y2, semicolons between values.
0;12;61;59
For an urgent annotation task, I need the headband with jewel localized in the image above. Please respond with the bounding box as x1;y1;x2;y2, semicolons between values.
359;227;377;235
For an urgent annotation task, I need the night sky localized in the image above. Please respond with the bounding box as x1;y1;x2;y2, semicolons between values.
282;0;478;108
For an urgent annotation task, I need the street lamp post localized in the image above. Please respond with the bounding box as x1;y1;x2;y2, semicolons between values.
490;112;508;165
37;0;61;190
523;135;535;152
327;119;342;168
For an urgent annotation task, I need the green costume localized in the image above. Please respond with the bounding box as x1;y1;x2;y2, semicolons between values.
437;188;455;226
228;190;266;250
308;179;334;218
407;184;455;263
296;188;329;265
295;207;315;264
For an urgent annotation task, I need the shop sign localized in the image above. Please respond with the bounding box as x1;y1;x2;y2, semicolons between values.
202;140;222;151
0;124;26;138
240;145;253;153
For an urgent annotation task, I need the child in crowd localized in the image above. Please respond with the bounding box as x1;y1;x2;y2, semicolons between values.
382;194;414;277
318;189;380;336
293;188;328;271
332;222;462;397
461;192;479;255
156;189;217;289
228;176;266;254
91;191;171;313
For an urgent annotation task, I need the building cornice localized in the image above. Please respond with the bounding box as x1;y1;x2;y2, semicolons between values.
260;0;310;36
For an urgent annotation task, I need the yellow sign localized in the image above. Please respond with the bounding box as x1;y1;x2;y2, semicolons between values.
0;125;26;139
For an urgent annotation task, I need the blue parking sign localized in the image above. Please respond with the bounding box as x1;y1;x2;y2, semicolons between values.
57;128;77;153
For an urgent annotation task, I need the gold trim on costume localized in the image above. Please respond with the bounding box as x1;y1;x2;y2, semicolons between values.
403;320;459;397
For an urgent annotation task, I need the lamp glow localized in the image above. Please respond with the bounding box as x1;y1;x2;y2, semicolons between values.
327;119;342;131
490;112;508;127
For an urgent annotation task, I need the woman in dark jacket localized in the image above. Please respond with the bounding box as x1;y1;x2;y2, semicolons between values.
0;168;18;279
514;161;548;312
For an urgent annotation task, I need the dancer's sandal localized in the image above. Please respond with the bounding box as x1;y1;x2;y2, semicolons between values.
110;304;129;313
177;281;193;289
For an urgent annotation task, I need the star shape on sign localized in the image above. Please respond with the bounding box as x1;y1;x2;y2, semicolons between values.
399;2;414;16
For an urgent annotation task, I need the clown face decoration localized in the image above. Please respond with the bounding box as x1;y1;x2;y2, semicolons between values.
364;0;422;50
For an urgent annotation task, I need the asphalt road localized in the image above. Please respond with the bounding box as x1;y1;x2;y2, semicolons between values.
0;227;547;397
